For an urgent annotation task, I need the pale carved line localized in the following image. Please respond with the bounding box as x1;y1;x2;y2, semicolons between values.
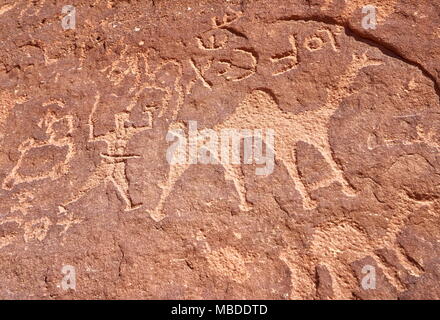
148;52;383;221
218;48;258;82
270;34;299;76
62;108;147;212
189;58;213;91
210;8;243;30
306;191;429;298
220;52;382;210
0;2;17;16
63;55;185;213
2;109;75;190
196;34;228;51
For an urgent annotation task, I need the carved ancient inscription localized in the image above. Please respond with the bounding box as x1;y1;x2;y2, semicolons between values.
0;5;439;301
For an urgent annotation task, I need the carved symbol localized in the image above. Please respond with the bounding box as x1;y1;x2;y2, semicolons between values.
188;8;254;93
270;34;299;76
56;206;83;238
304;28;340;52
306;190;427;298
2;106;75;190
217;48;257;81
281;196;427;299
196;7;244;51
23;217;52;243
218;53;382;211
197;31;229;51
189;58;214;91
211;8;243;29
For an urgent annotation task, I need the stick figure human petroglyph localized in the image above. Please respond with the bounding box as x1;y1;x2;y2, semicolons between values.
60;104;148;212
61;52;184;212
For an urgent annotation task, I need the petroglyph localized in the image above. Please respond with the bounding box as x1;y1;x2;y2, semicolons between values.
1;1;439;300
0;214;56;249
211;8;243;29
217;48;257;82
10;191;34;216
197;31;229;51
189;58;213;91
280;192;433;299
219;53;381;210
61;95;147;212
191;19;343;91
304;28;340;52
62;52;184;212
189;9;256;89
56;206;83;238
150;52;382;221
146;14;386;221
195;8;243;52
23;216;52;243
2;107;75;190
147;121;187;222
0;203;84;250
307;193;428;299
270;35;299;76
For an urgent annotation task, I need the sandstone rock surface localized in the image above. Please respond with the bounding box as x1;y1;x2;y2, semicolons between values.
0;0;439;299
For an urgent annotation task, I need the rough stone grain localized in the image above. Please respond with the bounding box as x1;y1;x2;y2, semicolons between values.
0;0;439;299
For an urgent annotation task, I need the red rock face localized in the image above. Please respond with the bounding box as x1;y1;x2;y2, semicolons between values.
0;0;439;299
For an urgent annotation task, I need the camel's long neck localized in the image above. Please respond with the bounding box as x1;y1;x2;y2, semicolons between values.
302;54;383;122
218;53;382;130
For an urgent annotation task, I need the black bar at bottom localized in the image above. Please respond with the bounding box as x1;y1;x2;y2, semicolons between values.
0;300;437;318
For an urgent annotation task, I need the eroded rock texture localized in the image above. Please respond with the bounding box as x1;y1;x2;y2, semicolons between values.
0;0;439;299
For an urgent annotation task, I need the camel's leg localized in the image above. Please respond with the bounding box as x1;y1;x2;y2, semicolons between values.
147;163;190;221
314;141;356;197
220;161;252;212
282;148;317;210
